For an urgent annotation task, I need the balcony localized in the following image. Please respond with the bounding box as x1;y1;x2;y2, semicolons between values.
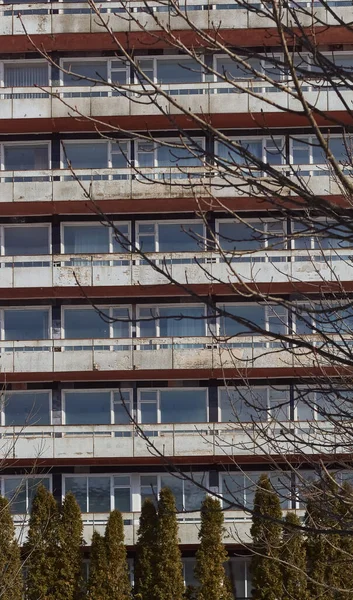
0;166;341;204
0;249;352;289
1;421;338;461
0;82;350;122
0;334;344;374
0;0;348;38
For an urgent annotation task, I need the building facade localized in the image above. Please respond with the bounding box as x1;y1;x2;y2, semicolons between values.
0;0;352;597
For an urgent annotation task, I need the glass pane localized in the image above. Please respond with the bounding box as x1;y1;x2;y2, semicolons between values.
63;60;108;86
112;224;130;253
156;59;202;84
184;559;198;587
157;143;202;168
219;305;265;337
221;473;245;509
216;56;262;80
4;63;49;87
62;143;108;169
65;391;111;425
114;391;132;425
4;309;49;341
140;402;158;424
220;388;268;423
88;477;111;513
63;225;109;254
140;475;158;505
27;478;50;512
160;389;207;424
160;474;183;511
158;223;204;252
4;145;48;170
65;477;87;512
218;221;263;252
329;137;348;163
112;308;130;338
184;474;206;511
138;307;157;337
4;392;50;426
114;488;131;512
218;139;262;166
4;478;26;514
4;226;50;256
159;306;205;337
64;308;110;339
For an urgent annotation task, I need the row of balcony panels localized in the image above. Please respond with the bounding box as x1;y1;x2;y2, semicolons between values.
0;1;347;36
0;337;341;372
0;85;350;119
1;423;340;461
0;252;351;288
0;172;340;202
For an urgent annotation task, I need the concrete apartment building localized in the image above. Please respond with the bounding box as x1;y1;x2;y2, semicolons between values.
0;0;351;597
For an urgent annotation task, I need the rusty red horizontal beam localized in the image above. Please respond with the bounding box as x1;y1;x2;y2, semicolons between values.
0;110;351;134
0;25;352;54
0;366;349;384
0;195;347;218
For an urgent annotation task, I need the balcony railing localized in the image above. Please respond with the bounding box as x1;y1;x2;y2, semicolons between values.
1;421;339;465
0;82;349;119
0;249;352;288
0;334;349;373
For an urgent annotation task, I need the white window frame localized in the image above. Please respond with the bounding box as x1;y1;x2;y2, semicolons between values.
59;139;130;171
60;221;131;255
213;53;284;83
62;473;140;513
215;217;287;257
0;223;51;257
0;306;52;341
136;303;208;338
2;474;53;515
215;136;285;169
135;54;205;85
135;137;205;170
59;57;130;87
135;219;206;253
137;387;209;424
0;141;51;172
138;472;208;513
62;388;133;425
218;385;290;423
0;389;52;427
220;470;292;511
61;305;132;340
216;302;288;339
0;59;51;88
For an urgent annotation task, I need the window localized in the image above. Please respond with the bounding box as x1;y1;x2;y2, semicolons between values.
136;138;204;177
216;219;286;253
138;388;208;424
64;476;111;513
136;221;205;253
216;137;284;169
137;305;207;338
3;144;49;171
137;56;203;84
291;302;353;336
294;387;353;421
3;476;51;514
291;135;348;167
61;140;129;172
2;225;50;256
63;389;132;425
62;306;130;339
140;473;206;511
218;304;288;337
114;476;131;512
226;558;252;599
292;220;352;252
221;471;291;510
2;391;50;426
215;53;283;83
3;61;49;87
61;58;128;87
62;222;130;254
3;308;50;341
